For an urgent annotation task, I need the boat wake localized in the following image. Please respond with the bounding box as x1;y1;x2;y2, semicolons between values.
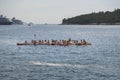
30;61;86;68
29;61;108;69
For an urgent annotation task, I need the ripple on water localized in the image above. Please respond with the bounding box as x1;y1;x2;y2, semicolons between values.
0;25;120;80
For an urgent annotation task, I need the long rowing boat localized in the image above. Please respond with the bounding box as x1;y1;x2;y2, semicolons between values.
17;41;91;46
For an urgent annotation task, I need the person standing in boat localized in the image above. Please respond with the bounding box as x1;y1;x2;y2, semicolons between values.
83;39;86;44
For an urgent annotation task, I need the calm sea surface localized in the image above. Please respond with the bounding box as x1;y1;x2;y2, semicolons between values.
0;24;120;80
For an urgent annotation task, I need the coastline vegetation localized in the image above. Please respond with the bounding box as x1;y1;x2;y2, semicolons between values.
62;9;120;25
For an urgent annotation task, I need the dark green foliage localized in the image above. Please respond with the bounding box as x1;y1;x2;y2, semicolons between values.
62;9;120;24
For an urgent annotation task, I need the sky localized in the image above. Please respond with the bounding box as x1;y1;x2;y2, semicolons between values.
0;0;120;24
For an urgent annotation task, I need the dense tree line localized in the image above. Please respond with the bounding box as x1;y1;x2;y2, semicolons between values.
62;9;120;25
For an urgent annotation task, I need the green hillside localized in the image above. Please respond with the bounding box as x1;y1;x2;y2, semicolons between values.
62;9;120;25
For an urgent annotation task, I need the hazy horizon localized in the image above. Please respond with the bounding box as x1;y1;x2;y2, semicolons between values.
0;0;120;24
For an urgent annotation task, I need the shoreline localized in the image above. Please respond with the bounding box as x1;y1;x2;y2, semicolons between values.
61;23;120;25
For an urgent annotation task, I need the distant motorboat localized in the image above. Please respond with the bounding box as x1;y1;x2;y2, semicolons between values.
28;22;33;26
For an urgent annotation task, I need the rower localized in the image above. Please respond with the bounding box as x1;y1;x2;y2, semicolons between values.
25;41;27;43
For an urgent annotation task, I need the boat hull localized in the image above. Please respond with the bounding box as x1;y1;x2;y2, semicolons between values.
17;42;91;46
0;22;12;25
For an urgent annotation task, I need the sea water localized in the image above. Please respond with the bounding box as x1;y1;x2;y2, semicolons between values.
0;24;120;80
